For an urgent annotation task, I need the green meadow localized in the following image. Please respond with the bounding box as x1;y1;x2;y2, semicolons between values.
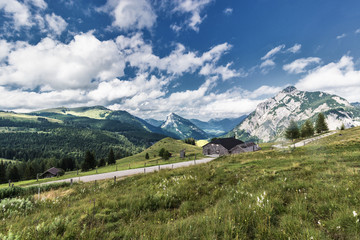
0;138;204;189
1;128;360;239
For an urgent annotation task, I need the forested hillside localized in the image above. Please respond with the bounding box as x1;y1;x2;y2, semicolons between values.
0;111;166;183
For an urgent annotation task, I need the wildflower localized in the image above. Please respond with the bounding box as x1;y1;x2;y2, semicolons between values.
353;211;358;217
318;220;321;226
336;226;341;229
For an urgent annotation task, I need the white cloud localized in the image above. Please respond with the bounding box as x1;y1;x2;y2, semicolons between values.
283;57;321;74
0;31;249;119
0;40;13;62
0;86;88;111
296;55;360;102
287;43;301;53
109;77;265;120
0;32;126;91
45;13;68;36
173;0;213;31
100;0;157;31
261;44;285;60
118;36;235;79
200;62;246;80
88;74;167;103
223;8;233;15
25;0;47;9
355;29;360;34
0;0;32;28
260;59;275;68
336;33;346;39
170;24;182;32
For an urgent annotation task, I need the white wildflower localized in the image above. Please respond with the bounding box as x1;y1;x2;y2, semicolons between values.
353;211;358;217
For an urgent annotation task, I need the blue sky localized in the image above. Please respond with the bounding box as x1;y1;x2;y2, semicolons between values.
1;0;360;120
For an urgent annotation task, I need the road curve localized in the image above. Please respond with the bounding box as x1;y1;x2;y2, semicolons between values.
39;157;217;186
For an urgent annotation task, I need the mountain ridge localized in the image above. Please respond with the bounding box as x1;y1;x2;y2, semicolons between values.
160;113;208;140
226;86;360;142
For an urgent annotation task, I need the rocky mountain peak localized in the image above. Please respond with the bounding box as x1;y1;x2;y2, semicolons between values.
226;88;360;142
281;86;297;94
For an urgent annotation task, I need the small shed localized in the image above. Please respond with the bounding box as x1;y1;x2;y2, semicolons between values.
180;149;186;158
40;167;63;178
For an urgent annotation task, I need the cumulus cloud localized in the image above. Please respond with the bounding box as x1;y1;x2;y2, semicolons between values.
261;44;285;60
0;31;248;119
25;0;47;9
173;0;213;31
0;40;13;62
0;0;69;37
0;32;126;91
287;43;301;53
45;13;68;36
260;59;275;69
296;55;360;102
0;0;32;28
109;77;264;120
100;0;157;31
283;57;321;74
200;63;246;80
118;35;238;79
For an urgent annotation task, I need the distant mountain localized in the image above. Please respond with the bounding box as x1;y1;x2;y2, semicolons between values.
0;111;144;162
352;102;360;108
190;116;247;137
160;113;208;140
226;86;360;142
145;118;163;127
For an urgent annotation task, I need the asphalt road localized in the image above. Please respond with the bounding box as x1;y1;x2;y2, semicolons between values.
39;156;217;186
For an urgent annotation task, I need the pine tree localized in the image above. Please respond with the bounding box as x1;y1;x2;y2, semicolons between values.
8;165;20;182
285;120;300;140
300;119;314;138
340;123;345;130
98;158;106;167
82;151;96;171
107;148;116;165
162;150;171;160
315;113;329;133
159;148;165;158
0;160;6;183
145;153;149;159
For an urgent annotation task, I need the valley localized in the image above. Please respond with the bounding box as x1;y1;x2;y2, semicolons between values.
1;126;359;239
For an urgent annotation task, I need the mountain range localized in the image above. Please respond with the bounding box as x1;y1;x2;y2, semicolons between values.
1;85;360;162
226;86;360;142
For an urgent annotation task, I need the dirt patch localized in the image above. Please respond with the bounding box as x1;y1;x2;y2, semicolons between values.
34;188;74;200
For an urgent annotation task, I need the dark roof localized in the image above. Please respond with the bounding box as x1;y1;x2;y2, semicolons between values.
238;142;256;148
42;167;62;176
207;138;244;150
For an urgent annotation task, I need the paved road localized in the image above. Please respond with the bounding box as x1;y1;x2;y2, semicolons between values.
39;156;217;186
273;131;337;149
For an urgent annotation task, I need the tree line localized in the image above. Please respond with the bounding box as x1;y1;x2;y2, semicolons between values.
0;148;119;184
285;113;329;140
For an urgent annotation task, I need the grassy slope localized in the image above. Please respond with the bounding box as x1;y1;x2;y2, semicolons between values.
0;112;62;123
1;128;360;239
0;158;16;163
0;138;204;188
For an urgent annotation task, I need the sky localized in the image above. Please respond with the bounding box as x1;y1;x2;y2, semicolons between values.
1;0;360;121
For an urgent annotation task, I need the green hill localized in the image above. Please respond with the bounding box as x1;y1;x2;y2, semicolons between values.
1;127;360;239
115;137;204;168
